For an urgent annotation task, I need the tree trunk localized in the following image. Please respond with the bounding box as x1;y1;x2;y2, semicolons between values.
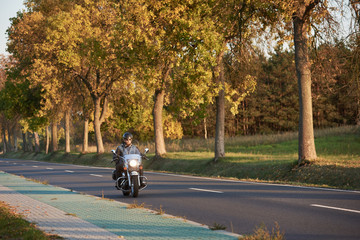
153;89;166;157
350;1;360;125
214;88;225;161
51;121;58;152
22;131;27;152
293;6;317;164
45;126;50;154
356;80;360;125
12;125;17;152
82;117;89;153
214;49;226;162
2;127;6;153
6;125;12;152
27;133;33;152
357;98;360;125
204;118;208;139
93;97;104;154
64;109;71;153
34;132;40;153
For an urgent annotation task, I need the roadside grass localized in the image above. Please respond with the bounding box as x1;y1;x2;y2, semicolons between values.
242;223;285;240
209;222;227;231
2;150;115;168
127;200;146;209
0;201;62;239
1;125;359;190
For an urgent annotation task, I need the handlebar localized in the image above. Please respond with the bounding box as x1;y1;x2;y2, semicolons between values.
141;154;149;161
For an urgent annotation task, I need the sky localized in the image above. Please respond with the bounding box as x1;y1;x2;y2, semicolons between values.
1;0;26;56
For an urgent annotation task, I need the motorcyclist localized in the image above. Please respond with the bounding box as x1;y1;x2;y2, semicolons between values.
112;132;143;185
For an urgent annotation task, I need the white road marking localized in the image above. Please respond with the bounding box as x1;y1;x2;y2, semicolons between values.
150;172;360;194
65;170;74;173
311;204;360;214
32;166;38;168
46;168;54;170
90;174;103;178
189;188;223;194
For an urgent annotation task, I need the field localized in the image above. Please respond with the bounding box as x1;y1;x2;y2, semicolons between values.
2;125;359;190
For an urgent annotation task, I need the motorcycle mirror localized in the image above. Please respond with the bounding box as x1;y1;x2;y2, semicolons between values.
111;150;116;154
144;148;149;154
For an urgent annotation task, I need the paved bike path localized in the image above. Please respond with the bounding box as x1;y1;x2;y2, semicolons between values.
0;171;239;240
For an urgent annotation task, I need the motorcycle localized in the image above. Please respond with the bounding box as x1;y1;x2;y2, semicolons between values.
111;148;149;197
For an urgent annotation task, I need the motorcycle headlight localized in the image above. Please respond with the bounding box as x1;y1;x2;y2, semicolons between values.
129;159;138;168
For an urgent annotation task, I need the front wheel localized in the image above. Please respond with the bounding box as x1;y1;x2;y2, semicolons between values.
131;175;139;197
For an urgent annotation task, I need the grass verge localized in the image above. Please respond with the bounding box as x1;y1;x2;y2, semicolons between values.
242;223;285;240
0;201;62;239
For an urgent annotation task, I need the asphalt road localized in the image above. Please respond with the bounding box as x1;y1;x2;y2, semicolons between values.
1;158;360;240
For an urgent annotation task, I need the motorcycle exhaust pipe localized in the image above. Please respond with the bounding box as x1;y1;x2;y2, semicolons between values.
139;176;148;191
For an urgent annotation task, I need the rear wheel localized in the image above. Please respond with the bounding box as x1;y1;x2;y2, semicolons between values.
131;175;139;197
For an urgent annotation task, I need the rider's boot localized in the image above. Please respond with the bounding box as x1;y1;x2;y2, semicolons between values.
114;171;121;189
140;175;146;187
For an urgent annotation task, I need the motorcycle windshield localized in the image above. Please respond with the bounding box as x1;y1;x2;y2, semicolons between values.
124;154;141;162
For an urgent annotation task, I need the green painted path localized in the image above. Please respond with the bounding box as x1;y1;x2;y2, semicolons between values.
0;171;239;240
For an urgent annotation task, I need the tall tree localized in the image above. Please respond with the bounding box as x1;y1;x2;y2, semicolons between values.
0;55;10;152
122;0;220;158
272;0;351;163
214;46;227;160
6;6;55;152
0;53;45;153
23;0;133;153
292;0;320;163
349;0;360;125
209;0;275;161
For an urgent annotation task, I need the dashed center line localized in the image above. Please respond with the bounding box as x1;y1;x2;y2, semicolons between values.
32;166;39;168
65;170;74;173
189;188;223;194
46;168;54;170
311;204;360;214
90;174;103;178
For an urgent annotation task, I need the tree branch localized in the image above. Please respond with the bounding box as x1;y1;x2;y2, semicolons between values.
71;67;95;99
303;0;321;20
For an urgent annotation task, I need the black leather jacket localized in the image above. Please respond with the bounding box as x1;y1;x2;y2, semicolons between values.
114;143;140;159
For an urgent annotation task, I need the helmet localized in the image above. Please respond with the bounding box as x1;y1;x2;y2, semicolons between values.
122;132;133;140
